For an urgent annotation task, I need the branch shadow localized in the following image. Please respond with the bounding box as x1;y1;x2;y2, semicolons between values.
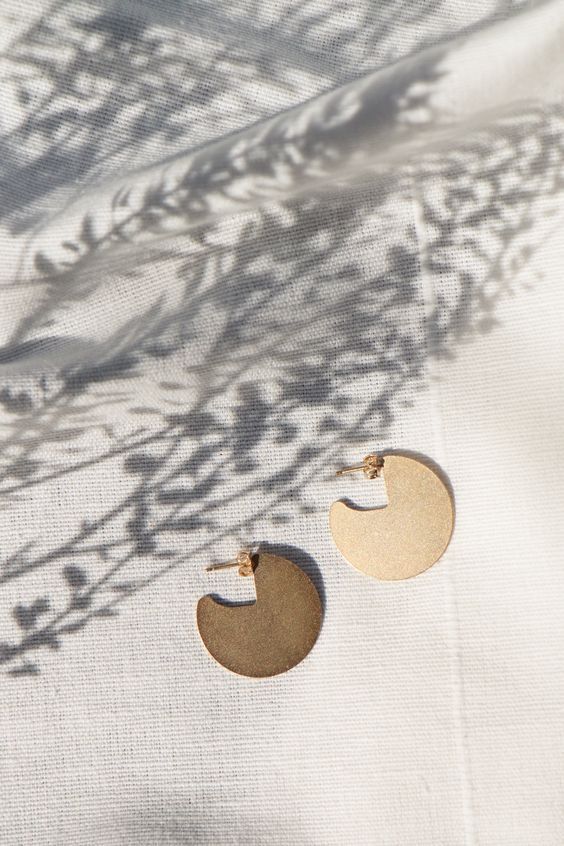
0;1;562;676
0;0;514;233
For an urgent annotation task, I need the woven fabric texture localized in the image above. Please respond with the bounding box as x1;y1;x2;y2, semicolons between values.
1;1;563;843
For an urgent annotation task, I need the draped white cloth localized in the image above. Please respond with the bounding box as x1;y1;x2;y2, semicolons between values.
1;1;563;843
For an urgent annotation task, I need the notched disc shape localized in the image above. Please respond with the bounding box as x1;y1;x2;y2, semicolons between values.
197;553;322;677
329;454;454;580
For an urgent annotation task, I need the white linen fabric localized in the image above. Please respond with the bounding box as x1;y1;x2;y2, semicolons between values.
0;0;563;843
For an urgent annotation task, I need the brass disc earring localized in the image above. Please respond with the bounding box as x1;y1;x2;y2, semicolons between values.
197;550;322;677
329;453;454;580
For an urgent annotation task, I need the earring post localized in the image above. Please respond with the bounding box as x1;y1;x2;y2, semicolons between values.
336;454;384;479
206;550;255;577
335;464;366;476
206;561;241;572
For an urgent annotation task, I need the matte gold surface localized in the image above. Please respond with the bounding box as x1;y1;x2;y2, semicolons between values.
197;552;322;677
329;454;454;580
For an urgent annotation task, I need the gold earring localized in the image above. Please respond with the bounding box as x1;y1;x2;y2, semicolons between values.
329;453;454;580
197;550;322;677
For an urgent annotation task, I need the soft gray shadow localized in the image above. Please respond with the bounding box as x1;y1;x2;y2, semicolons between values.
0;1;562;676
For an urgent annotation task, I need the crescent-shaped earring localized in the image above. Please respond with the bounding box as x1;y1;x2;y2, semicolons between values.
197;550;322;677
329;453;454;580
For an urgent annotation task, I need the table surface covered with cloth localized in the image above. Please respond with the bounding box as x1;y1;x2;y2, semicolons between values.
0;0;563;843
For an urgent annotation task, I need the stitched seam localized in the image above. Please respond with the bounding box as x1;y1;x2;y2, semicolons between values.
410;166;477;846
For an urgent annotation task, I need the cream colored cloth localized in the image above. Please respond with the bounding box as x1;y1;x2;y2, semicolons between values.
0;1;563;843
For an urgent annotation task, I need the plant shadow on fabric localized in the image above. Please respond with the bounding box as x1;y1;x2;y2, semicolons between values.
0;0;459;234
0;2;563;676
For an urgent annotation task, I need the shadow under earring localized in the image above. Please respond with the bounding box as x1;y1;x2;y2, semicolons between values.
197;550;322;677
329;453;454;580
